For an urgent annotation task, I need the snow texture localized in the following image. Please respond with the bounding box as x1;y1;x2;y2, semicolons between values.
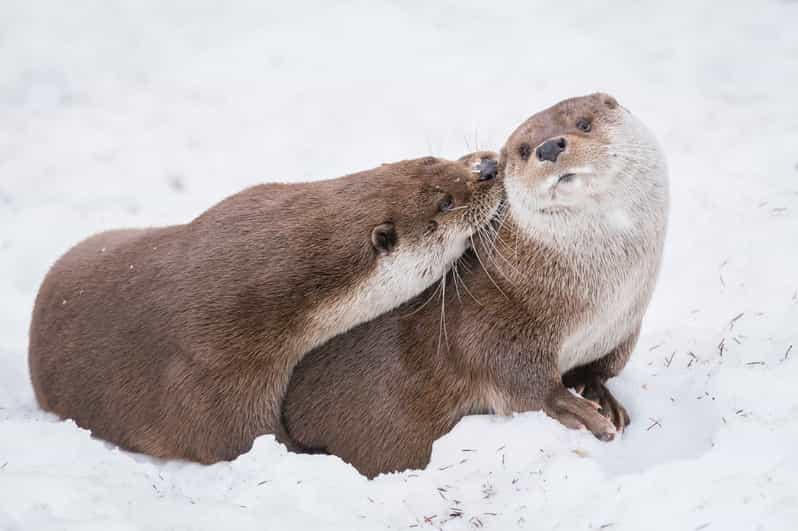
1;1;797;529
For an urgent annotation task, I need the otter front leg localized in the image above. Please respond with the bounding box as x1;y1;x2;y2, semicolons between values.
561;328;640;431
496;355;617;441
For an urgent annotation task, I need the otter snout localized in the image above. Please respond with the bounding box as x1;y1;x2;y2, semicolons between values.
476;159;498;181
536;138;567;163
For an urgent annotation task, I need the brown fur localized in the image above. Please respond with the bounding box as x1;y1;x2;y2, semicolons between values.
282;94;669;478
28;154;501;463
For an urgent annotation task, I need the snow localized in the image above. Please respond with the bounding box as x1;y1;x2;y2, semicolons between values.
1;0;797;529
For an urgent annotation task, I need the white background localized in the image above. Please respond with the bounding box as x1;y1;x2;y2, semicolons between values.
1;1;797;529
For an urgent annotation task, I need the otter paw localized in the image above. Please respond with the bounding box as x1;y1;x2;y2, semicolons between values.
577;378;630;432
544;387;617;442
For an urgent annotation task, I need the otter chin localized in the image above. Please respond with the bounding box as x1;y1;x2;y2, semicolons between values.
282;93;669;478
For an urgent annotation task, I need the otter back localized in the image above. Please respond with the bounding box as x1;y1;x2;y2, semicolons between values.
28;155;501;463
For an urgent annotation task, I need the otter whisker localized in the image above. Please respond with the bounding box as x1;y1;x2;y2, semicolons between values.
450;262;463;304
480;226;523;279
495;205;514;243
437;274;450;356
476;225;502;264
610;142;658;152
485;200;519;261
476;225;518;282
401;279;443;318
452;255;483;306
469;234;509;300
610;153;659;167
482;218;515;258
458;256;473;273
480;201;512;251
483;218;519;268
478;221;508;262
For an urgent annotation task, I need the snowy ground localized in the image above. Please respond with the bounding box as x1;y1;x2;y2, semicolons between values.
1;0;797;529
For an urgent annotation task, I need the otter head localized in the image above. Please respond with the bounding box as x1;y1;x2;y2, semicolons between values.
500;93;667;233
370;153;504;264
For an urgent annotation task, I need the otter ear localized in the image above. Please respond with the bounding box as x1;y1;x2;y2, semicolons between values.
371;223;397;255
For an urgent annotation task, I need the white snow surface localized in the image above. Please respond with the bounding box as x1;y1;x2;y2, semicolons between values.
1;1;798;529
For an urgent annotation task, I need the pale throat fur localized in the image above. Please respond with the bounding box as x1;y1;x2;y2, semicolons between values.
304;230;471;353
500;110;669;375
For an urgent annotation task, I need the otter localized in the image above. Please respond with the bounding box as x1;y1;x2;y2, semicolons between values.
28;153;503;463
282;93;669;478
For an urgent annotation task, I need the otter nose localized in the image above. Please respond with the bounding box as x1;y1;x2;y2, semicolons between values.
536;138;566;163
476;159;498;181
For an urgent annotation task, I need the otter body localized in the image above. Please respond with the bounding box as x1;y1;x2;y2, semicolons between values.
29;154;502;463
283;94;669;477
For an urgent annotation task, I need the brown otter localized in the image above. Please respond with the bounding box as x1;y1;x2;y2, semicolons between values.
282;93;669;478
28;153;503;463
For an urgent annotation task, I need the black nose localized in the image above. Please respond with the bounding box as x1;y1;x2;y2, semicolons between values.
477;158;498;181
536;138;567;163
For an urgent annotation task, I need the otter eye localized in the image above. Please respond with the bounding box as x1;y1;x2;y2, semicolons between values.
438;195;454;212
576;118;592;132
518;142;532;160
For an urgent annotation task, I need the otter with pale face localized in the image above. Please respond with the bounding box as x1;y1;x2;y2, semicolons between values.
28;153;503;464
499;93;669;431
503;94;663;229
282;93;669;477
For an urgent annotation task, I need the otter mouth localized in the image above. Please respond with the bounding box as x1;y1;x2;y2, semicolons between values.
557;173;577;184
539;205;571;215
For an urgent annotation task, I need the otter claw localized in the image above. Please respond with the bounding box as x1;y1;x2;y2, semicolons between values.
596;430;615;442
576;379;631;431
545;387;617;441
586;399;602;410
